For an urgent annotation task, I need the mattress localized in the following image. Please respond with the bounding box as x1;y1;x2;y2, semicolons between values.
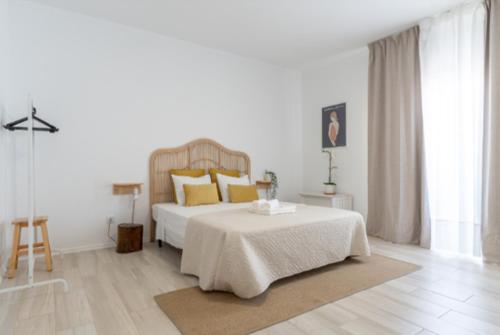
152;202;251;249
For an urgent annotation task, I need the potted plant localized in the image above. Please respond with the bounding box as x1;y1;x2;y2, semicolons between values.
264;170;278;199
322;149;337;195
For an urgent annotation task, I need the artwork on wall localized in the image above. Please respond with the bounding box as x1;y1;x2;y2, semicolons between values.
322;103;346;148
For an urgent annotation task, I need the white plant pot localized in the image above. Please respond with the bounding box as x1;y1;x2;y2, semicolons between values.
324;184;336;195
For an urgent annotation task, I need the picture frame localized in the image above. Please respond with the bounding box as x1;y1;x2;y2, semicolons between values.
322;103;346;148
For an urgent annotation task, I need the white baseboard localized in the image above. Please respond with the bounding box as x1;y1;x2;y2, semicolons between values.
0;242;116;276
60;241;115;254
59;237;152;254
2;238;153;260
0;239;156;277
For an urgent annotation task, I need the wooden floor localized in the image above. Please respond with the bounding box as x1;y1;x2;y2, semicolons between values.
1;237;500;335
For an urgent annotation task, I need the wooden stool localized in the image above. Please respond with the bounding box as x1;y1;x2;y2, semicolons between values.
116;223;143;253
7;216;53;279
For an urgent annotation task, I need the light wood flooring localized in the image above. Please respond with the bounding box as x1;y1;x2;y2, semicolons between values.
1;237;500;335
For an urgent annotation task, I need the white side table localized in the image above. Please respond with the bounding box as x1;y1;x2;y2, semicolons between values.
299;192;353;210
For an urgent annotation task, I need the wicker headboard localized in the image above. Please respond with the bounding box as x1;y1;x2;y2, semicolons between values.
149;138;251;241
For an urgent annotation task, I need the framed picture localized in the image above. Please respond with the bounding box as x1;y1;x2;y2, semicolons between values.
322;103;346;148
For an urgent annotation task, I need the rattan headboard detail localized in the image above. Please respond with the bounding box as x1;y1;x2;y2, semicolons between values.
149;138;251;241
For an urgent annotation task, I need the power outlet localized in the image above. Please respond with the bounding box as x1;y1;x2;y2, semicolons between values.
106;216;116;243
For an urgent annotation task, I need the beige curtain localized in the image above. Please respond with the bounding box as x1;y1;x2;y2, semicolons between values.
367;27;429;246
482;0;500;263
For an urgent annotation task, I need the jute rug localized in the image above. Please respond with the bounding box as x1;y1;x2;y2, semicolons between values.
155;254;419;335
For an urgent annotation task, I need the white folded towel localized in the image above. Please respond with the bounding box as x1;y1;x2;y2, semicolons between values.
252;199;267;207
260;199;280;210
251;199;280;210
249;203;296;216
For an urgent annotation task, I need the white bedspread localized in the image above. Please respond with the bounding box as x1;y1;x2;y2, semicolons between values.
180;204;370;298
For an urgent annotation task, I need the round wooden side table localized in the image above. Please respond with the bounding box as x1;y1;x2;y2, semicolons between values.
116;223;143;253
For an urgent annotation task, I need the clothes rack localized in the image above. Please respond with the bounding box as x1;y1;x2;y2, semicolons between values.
0;97;68;295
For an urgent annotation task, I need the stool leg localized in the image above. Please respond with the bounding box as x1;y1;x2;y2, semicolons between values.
40;223;53;272
13;226;22;270
7;225;21;279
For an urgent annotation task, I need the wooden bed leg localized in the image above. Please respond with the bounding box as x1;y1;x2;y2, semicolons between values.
158;240;162;248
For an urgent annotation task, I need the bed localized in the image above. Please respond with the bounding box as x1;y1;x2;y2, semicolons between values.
149;139;370;298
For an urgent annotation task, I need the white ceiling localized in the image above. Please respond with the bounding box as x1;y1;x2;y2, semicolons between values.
26;0;464;67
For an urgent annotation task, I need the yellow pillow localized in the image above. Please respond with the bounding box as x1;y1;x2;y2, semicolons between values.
183;183;220;207
228;184;259;203
209;169;240;199
170;169;206;203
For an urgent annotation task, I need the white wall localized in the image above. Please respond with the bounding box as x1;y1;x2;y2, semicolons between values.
0;0;7;223
8;1;302;251
0;0;14;273
301;49;368;218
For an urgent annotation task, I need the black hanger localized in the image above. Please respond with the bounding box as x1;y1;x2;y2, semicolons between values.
3;107;59;133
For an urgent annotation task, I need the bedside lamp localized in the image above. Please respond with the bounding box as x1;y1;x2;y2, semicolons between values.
112;182;144;253
112;183;143;223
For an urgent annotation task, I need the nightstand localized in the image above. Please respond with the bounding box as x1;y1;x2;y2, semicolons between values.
116;223;143;253
299;192;353;210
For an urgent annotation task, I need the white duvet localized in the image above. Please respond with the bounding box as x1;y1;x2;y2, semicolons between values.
180;204;370;299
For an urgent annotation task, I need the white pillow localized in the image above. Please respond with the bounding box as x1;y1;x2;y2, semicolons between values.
216;174;250;202
172;174;211;206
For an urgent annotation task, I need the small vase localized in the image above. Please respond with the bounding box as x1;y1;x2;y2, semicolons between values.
264;173;271;182
324;184;336;195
